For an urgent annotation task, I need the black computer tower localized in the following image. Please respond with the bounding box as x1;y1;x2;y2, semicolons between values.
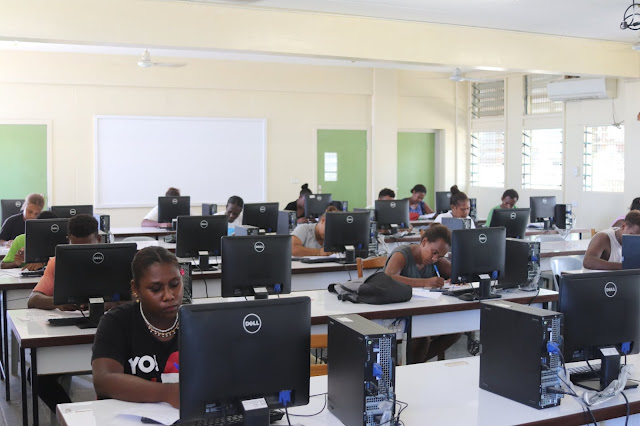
469;197;477;220
93;214;110;233
179;262;192;304
554;204;573;229
234;224;259;236
498;238;540;289
202;203;217;216
328;314;396;426
479;301;563;409
277;210;297;235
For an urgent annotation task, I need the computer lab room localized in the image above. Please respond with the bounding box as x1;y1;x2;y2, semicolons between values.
2;1;640;425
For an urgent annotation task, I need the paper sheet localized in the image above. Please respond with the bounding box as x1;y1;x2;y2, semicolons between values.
116;402;179;425
412;288;442;299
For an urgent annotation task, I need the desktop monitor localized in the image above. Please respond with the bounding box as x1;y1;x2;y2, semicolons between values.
1;199;23;225
179;297;310;423
53;243;136;326
323;212;370;257
24;218;70;263
304;194;332;219
176;215;228;270
489;208;530;239
242;202;280;233
221;235;292;297
559;270;640;390
158;196;190;223
622;235;640;269
435;192;452;214
375;199;410;229
50;205;94;219
450;227;506;284
529;196;556;224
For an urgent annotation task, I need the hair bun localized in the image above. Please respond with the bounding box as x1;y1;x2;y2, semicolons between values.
301;183;309;190
450;185;460;195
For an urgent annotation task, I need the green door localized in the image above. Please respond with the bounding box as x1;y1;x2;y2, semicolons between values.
317;129;367;209
397;132;436;207
0;124;48;201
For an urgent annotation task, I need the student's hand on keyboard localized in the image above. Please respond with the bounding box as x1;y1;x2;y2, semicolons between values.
22;262;45;271
318;248;335;256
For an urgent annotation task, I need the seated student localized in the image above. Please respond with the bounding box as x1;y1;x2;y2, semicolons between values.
583;210;640;270
215;196;244;230
433;185;476;229
378;188;396;201
383;224;460;363
291;206;339;257
612;197;640;228
27;214;101;310
404;184;434;220
92;246;181;408
0;193;45;245
285;183;313;224
141;187;181;228
1;210;58;270
485;189;519;227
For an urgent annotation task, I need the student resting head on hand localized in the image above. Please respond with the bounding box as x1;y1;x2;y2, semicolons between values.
291;205;339;257
92;246;183;408
584;210;640;271
285;184;313;223
141;187;181;228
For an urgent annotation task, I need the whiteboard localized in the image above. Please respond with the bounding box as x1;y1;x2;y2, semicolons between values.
94;116;266;208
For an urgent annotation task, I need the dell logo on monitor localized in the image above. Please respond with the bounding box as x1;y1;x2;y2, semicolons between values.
172;198;178;205
50;224;60;233
15;201;21;208
254;241;265;253
69;209;77;216
542;198;548;204
317;195;323;201
243;313;262;334
390;202;396;208
604;282;617;298
92;252;105;264
478;234;488;244
200;220;208;229
259;206;266;213
510;212;516;220
346;215;354;224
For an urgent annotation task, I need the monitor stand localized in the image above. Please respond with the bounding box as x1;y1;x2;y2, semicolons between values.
253;286;269;300
571;348;638;392
478;275;501;300
77;297;104;329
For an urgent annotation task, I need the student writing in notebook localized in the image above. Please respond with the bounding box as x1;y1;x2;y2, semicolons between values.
405;184;434;220
583;210;640;270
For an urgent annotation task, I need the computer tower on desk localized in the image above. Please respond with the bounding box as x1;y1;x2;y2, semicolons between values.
498;238;541;291
554;204;573;230
328;314;396;426
368;221;378;257
93;214;110;233
202;203;217;216
277;210;297;235
234;224;260;236
469;198;477;220
479;301;563;409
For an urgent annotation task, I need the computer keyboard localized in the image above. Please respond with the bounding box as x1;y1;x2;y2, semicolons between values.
144;410;284;425
21;269;45;277
442;287;476;297
300;257;341;264
567;363;601;381
48;317;86;327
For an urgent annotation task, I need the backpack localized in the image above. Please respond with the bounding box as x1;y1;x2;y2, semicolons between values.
328;272;412;304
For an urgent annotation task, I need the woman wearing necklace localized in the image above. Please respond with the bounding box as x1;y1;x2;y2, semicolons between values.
92;246;183;408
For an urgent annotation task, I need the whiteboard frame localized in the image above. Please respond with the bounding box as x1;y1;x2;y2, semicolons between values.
93;115;267;209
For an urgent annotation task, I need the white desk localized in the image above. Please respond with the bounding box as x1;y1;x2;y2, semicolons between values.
57;355;640;426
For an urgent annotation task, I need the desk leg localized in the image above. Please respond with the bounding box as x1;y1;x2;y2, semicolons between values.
20;347;27;426
405;316;413;364
3;289;9;400
31;348;38;426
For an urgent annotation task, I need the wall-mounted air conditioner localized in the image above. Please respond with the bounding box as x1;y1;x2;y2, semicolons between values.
547;78;617;102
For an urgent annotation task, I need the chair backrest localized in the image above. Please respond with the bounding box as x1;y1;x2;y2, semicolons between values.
122;236;157;242
310;334;328;376
550;255;584;291
356;256;387;278
535;235;566;243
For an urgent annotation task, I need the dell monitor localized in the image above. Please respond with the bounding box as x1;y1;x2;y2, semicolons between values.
435;192;452;214
622;235;640;269
158;196;190;224
304;194;332;219
323;212;370;263
221;235;292;298
1;199;23;225
375;199;410;231
559;270;640;390
53;243;136;328
50;205;94;219
179;297;310;424
24;218;69;263
489;208;530;239
450;227;506;293
242;202;280;233
176;215;228;271
529;196;556;224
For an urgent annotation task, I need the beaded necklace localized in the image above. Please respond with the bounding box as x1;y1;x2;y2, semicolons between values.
139;303;179;338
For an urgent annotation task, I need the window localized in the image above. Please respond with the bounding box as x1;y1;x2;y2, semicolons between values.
522;129;563;190
471;81;504;118
324;152;338;181
470;132;505;187
583;126;624;192
524;75;563;115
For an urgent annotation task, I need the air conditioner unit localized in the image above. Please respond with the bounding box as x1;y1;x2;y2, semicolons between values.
547;78;617;102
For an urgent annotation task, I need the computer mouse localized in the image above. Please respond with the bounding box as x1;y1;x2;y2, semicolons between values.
458;293;477;302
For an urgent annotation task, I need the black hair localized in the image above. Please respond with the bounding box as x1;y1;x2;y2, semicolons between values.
625;211;640;228
68;214;99;238
299;184;313;197
165;187;181;197
329;201;344;211
449;185;468;207
378;188;396;198
411;184;427;194
227;195;244;208
131;246;179;288
630;197;640;212
420;223;451;246
37;211;58;220
502;189;519;200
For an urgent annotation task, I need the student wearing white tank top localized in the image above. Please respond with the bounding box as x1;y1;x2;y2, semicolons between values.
583;211;640;270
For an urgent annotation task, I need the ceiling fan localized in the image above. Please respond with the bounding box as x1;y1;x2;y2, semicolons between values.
137;50;186;68
449;68;493;83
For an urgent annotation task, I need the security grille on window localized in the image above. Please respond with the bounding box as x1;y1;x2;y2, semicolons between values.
522;129;563;190
470;132;505;187
583;126;624;192
524;75;564;115
471;81;505;118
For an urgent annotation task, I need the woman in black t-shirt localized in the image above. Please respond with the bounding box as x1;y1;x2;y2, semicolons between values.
92;246;183;408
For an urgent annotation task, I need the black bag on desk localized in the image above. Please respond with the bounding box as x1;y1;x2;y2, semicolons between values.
328;272;412;304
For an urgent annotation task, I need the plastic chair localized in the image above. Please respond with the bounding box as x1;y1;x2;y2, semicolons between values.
356;256;387;278
122;236;157;242
534;235;566;243
549;255;584;292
